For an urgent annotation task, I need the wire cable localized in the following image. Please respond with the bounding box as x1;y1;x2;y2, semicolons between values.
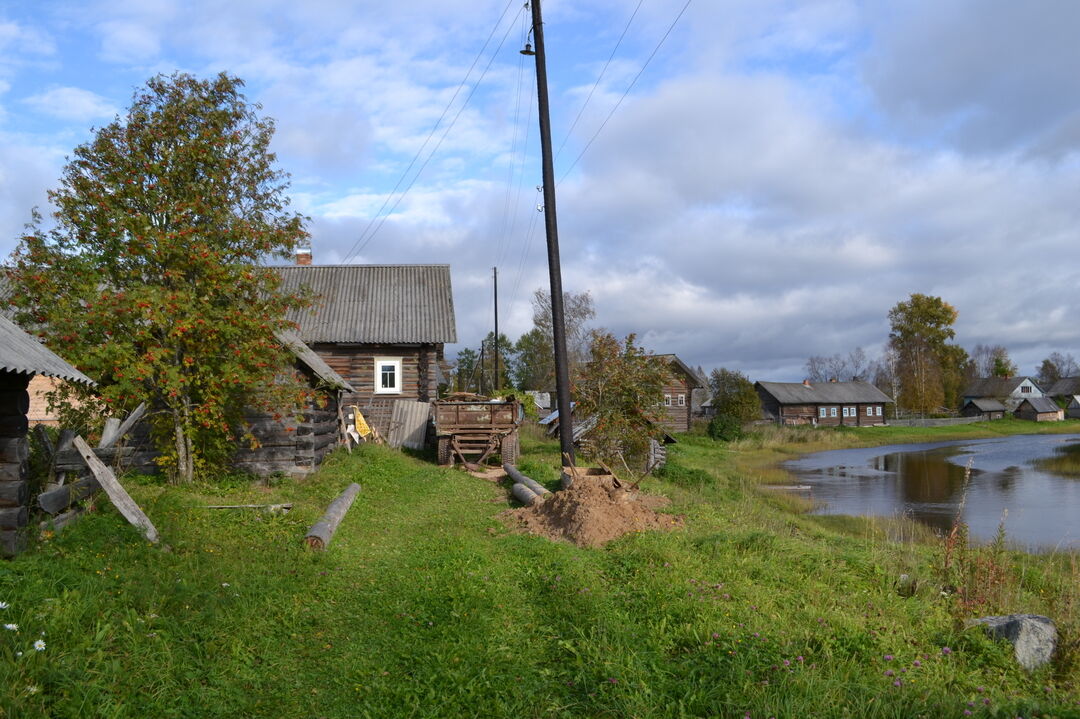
558;0;692;183
340;0;519;263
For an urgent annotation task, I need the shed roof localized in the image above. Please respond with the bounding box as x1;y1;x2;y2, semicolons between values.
0;314;94;384
1018;396;1060;414
964;397;1006;412
1047;377;1080;397
755;380;893;405
277;331;354;392
963;376;1037;398
276;265;456;344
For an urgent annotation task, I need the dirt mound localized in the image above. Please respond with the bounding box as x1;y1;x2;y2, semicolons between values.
505;477;683;548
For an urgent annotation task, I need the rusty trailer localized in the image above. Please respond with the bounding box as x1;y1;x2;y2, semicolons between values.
433;394;522;468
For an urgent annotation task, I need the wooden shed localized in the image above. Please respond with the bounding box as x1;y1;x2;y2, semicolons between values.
230;332;355;478
1067;396;1080;420
961;397;1006;420
1014;396;1064;422
0;314;93;556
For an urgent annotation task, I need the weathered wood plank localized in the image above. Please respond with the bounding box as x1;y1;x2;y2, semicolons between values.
304;483;360;550
0;529;25;557
54;446;134;472
0;462;26;483
99;403;148;449
98;418;122;448
0;437;28;463
72;436;158;543
40;507;84;534
297;433;337;452
38;476;99;515
0;481;28;508
0;506;29;530
231;447;298;462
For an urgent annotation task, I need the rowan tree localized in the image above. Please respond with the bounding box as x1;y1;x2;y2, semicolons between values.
6;72;311;483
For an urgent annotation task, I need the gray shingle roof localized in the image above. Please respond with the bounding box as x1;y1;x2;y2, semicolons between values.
276;265;456;344
1047;377;1080;397
0;314;94;385
756;380;893;405
964;397;1006;412
963;376;1036;398
1018;396;1060;414
277;331;354;392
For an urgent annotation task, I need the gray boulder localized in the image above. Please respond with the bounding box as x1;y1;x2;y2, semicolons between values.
967;614;1057;670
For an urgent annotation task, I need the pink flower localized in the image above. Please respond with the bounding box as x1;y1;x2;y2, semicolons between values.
884;654;894;661
941;647;952;655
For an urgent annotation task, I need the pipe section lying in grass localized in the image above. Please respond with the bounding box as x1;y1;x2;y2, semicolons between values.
503;464;551;497
510;482;542;506
305;483;361;551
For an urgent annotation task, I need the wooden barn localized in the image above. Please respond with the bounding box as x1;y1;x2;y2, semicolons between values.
0;314;93;556
276;263;456;438
1067;396;1080;420
1046;377;1080;402
756;380;892;427
229;332;355;477
656;354;707;433
1014;396;1063;422
961;398;1007;420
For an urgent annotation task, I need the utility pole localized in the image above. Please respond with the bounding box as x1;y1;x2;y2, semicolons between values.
523;0;575;467
493;266;500;392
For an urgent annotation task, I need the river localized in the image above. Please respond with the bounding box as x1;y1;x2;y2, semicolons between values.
782;433;1080;550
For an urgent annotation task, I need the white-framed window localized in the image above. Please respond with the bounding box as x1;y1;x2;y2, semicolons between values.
374;357;403;394
842;407;848;417
664;395;672;407
819;407;827;418
876;406;882;416
1021;385;1032;393
830;407;837;417
865;406;872;416
677;394;686;406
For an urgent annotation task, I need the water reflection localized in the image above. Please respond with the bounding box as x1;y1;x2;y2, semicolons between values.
783;434;1080;550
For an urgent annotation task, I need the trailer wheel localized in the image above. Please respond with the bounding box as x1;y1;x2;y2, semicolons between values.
500;433;519;464
437;437;453;467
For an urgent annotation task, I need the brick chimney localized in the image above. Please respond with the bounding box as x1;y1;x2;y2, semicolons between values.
803;379;811;387
295;246;312;266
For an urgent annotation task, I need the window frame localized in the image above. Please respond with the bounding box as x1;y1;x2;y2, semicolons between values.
818;407;827;418
374;357;403;394
664;394;672;407
677;394;686;407
829;407;838;417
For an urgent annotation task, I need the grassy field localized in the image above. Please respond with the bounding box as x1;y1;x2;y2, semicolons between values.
1;421;1079;718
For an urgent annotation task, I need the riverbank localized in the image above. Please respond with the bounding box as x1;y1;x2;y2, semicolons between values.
0;428;1077;717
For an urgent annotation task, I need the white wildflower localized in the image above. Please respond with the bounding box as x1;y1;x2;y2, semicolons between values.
4;623;17;631
25;686;39;695
33;639;45;651
0;601;9;609
221;583;229;587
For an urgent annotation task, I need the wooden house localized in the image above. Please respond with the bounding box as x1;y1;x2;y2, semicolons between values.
1046;377;1080;402
656;355;707;433
962;377;1043;412
755;380;892;427
960;398;1007;421
0;314;93;556
1014;396;1063;422
276;263;457;437
1066;396;1080;420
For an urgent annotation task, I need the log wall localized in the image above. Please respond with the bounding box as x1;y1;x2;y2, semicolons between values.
232;387;342;477
0;371;31;556
309;342;441;436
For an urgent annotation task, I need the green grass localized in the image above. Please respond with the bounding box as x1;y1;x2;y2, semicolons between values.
1;422;1078;718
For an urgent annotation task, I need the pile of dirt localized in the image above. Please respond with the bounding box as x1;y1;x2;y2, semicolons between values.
505;476;683;548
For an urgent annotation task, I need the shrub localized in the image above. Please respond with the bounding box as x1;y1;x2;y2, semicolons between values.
708;415;744;442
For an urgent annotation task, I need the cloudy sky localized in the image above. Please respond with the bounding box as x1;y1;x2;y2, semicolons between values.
2;0;1079;380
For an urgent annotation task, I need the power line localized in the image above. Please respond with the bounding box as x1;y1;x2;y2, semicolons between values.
345;7;523;262
340;0;520;264
558;0;692;183
554;0;645;161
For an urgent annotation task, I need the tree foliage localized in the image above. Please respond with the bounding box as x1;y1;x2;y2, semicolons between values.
707;368;761;425
888;294;964;413
574;332;666;472
6;72;310;483
1037;352;1079;387
514;288;596;390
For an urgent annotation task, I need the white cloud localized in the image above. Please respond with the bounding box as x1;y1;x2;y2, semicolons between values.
23;86;118;122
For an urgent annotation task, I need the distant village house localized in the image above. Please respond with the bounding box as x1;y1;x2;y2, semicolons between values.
755;380;892;427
